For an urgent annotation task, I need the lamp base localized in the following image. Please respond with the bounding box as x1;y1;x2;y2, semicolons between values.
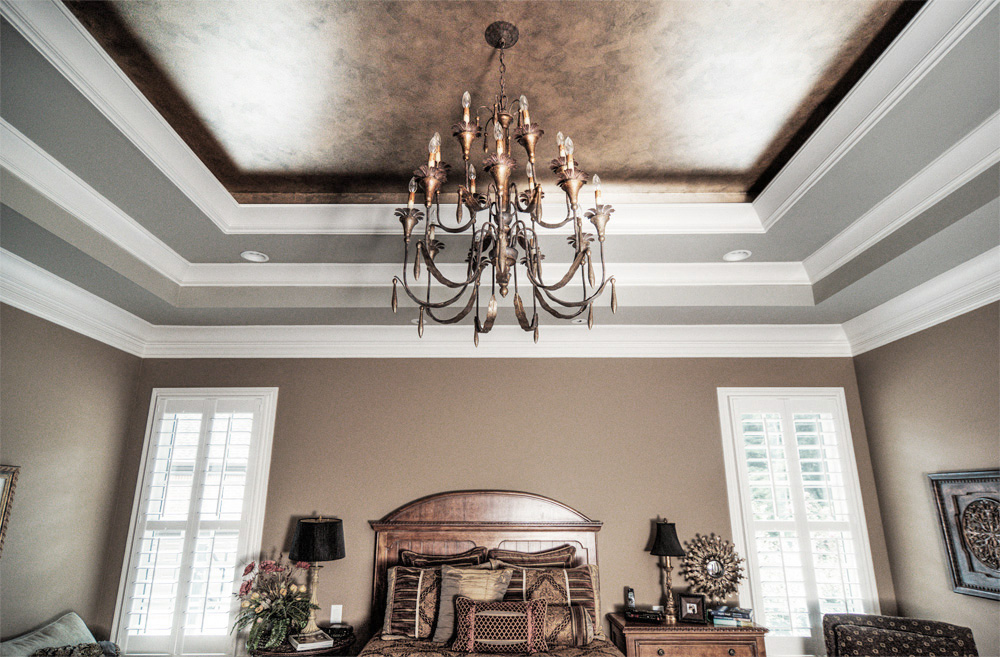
301;563;322;634
660;557;677;624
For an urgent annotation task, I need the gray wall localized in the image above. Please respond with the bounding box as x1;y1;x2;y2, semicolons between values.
854;302;999;657
0;305;141;640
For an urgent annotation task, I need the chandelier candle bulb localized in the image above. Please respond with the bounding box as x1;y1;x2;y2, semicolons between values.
468;163;476;194
557;131;566;157
494;122;504;155
520;95;530;125
593;174;602;204
564;136;575;171
407;177;417;209
462;91;471;122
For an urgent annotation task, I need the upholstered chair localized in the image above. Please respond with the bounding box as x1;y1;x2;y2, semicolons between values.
823;613;978;657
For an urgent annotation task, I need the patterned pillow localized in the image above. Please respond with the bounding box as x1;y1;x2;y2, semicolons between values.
488;544;577;567
400;546;489;568
501;563;605;639
545;604;595;646
431;565;513;643
380;566;442;640
31;645;105;657
451;597;548;654
834;625;974;656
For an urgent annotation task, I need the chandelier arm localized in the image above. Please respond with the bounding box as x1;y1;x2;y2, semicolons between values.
536;276;612;309
425;285;481;324
512;292;538;331
533;288;589;320
523;249;588;291
417;242;483;289
530;213;576;230
395;273;479;309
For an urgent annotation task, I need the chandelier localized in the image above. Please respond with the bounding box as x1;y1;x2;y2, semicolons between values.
391;21;616;344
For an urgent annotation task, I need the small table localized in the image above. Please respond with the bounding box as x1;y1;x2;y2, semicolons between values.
608;613;768;657
250;626;354;656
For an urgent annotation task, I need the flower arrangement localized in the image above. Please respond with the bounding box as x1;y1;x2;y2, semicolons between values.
233;556;317;652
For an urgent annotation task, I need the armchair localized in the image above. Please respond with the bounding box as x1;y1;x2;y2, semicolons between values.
823;613;978;657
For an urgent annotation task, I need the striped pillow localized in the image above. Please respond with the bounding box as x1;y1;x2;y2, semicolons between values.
431;565;513;643
501;564;605;639
545;604;595;646
488;544;576;567
400;546;489;568
451;597;548;654
380;567;441;640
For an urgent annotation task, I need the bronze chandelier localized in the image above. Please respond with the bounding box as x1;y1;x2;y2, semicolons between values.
391;21;616;344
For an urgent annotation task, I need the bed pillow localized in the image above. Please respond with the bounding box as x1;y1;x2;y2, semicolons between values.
380;566;442;640
451;597;548;654
400;546;489;568
487;544;576;567
431;565;513;643
31;645;106;657
500;563;605;639
544;604;595;646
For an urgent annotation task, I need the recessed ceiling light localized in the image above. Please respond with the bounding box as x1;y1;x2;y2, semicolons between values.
240;250;270;263
410;318;421;325
572;317;587;324
723;249;752;262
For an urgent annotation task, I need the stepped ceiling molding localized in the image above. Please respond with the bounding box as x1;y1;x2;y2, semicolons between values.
0;0;998;357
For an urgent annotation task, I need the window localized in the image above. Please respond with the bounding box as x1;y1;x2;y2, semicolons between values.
113;389;278;656
717;388;879;657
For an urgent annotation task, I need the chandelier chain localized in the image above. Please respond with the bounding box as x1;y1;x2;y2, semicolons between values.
498;46;506;104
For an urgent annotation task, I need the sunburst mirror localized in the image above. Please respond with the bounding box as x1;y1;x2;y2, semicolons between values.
679;533;746;604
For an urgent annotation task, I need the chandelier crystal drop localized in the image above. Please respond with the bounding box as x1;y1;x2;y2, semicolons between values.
391;21;616;344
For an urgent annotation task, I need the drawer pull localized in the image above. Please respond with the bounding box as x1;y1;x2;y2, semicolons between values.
728;650;736;656
657;650;664;656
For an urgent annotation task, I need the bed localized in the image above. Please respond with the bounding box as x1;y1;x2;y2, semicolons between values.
359;490;625;657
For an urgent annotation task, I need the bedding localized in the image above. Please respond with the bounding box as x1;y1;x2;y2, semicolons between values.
498;564;604;639
382;567;442;639
486;545;576;567
402;547;490;568
451;598;548;654
359;636;623;657
432;566;514;643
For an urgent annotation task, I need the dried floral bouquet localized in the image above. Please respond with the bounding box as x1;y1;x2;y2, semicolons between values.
233;557;317;652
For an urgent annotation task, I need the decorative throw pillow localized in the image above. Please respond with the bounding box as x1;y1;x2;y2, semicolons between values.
380;566;442;640
501;563;605;639
488;544;576;567
400;546;489;568
451;597;548;654
31;645;106;657
431;565;513;643
544;604;595;646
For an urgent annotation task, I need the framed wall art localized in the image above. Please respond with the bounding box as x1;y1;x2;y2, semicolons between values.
0;464;19;558
928;469;999;600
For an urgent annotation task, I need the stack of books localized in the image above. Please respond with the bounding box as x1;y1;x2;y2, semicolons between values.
288;630;334;651
709;606;754;627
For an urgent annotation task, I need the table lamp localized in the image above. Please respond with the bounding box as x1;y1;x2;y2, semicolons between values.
649;520;685;623
289;517;345;634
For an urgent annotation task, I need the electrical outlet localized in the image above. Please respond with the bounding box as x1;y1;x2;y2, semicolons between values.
330;604;343;624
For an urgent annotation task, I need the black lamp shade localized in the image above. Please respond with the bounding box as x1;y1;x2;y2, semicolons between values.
289;517;346;562
649;521;685;557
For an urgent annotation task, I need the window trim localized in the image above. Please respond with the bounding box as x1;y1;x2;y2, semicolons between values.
716;387;880;654
111;387;278;653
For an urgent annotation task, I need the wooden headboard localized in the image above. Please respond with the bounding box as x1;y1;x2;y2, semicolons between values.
369;490;603;625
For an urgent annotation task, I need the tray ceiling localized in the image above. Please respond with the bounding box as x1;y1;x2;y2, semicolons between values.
64;0;916;203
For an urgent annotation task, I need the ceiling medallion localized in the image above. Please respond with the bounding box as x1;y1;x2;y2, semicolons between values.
391;21;616;345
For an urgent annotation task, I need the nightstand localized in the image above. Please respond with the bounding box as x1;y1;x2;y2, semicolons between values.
608;613;768;657
250;624;354;656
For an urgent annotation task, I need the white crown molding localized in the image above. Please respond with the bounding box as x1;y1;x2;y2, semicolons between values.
844;247;1000;355
0;118;189;282
0;249;149;356
0;0;763;236
754;0;998;231
805;112;1000;281
0;248;847;358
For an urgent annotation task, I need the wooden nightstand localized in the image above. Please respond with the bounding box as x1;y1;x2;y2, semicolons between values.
608;613;768;657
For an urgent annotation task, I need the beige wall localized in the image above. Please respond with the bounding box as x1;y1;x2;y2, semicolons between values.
95;355;895;641
854;302;999;657
0;305;141;640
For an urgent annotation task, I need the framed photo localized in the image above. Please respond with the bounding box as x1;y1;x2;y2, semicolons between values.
677;593;706;624
928;469;999;600
0;465;20;558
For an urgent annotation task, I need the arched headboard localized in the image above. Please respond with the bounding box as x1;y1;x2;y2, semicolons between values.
369;490;603;624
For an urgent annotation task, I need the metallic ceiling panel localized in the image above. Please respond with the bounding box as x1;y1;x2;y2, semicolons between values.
63;0;913;202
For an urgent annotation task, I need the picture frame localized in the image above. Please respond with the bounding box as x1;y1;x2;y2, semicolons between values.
0;465;20;558
677;593;706;624
928;469;999;600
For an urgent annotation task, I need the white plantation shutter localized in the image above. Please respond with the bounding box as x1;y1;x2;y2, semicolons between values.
717;389;879;657
114;389;277;656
